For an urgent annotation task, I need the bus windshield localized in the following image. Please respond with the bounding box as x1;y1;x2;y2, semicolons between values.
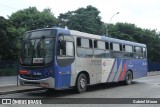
20;30;54;66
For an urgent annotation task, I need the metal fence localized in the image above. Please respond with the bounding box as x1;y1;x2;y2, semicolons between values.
0;60;19;87
148;62;160;72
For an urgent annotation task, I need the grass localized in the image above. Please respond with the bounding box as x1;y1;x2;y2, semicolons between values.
0;68;18;76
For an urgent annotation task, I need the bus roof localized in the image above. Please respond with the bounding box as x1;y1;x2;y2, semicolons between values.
24;27;146;47
70;30;146;47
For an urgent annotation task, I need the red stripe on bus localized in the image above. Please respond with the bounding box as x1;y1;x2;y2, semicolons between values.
119;63;127;81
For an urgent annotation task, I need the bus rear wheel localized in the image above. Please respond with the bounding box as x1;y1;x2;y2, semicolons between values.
125;71;132;85
75;73;87;93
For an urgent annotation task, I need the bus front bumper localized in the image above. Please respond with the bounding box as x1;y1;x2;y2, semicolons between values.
18;76;55;88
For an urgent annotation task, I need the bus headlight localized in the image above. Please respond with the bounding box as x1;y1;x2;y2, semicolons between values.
40;83;49;88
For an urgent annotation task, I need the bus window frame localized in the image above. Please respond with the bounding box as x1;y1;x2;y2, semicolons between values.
76;37;93;58
109;42;124;58
93;40;109;58
56;34;75;67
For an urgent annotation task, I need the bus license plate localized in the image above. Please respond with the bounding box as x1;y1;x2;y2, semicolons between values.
33;72;41;76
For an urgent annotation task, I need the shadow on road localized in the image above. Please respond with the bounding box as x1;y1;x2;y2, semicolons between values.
26;81;140;98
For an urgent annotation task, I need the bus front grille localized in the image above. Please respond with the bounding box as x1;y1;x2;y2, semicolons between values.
20;74;42;80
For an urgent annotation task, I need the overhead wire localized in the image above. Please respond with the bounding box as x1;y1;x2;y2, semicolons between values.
0;3;17;10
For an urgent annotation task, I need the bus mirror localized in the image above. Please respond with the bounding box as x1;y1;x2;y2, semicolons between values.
59;40;66;49
58;40;66;55
58;34;65;41
58;34;66;49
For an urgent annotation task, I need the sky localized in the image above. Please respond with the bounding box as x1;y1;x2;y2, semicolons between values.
0;0;160;32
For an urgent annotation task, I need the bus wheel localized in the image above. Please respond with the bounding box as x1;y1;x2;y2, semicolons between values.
46;88;54;95
125;71;132;85
76;73;87;93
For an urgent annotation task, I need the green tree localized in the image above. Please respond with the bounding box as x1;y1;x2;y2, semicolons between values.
9;7;58;31
0;16;20;60
108;22;160;61
5;7;58;60
58;5;105;35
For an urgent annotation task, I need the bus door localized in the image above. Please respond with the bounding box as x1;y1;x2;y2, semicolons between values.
55;34;75;89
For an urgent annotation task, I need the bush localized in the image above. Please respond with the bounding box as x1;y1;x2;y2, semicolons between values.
0;68;18;76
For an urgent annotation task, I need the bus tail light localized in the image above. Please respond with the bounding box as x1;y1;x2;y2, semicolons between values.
19;70;29;74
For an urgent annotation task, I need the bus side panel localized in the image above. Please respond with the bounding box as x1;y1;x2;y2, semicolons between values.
130;59;148;79
113;59;125;82
54;28;71;89
54;65;71;89
70;61;77;87
75;57;96;84
118;59;147;81
108;58;127;82
101;59;115;83
107;59;117;82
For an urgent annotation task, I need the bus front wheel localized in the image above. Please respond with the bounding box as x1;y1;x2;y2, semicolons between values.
75;73;87;93
125;71;133;85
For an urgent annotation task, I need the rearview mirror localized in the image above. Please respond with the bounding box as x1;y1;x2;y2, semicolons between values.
58;40;66;49
58;34;65;49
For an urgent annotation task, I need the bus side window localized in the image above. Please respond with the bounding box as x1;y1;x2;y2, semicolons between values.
105;42;109;49
110;43;113;50
119;44;123;51
110;43;124;58
123;45;125;51
123;45;133;58
77;38;81;47
77;37;93;57
66;42;74;56
94;40;97;48
57;34;75;66
143;48;147;59
94;40;109;58
134;46;143;59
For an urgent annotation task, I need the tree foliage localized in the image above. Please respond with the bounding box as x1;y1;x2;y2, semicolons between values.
58;5;105;35
0;7;58;60
9;7;58;31
0;16;20;60
109;22;160;61
0;6;160;62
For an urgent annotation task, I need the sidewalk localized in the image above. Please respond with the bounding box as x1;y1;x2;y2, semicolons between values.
147;71;160;76
0;76;18;87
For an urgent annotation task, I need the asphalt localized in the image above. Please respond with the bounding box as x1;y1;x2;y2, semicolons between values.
0;85;44;95
0;71;160;96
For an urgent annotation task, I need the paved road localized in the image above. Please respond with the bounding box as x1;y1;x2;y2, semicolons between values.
0;72;160;87
1;75;160;107
0;72;158;87
0;75;160;97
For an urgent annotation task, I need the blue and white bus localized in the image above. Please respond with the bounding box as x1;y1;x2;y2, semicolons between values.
19;27;148;93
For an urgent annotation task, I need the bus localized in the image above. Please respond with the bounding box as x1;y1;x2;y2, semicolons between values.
19;27;148;93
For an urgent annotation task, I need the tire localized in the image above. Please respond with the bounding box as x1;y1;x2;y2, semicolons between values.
75;73;87;93
125;71;132;85
19;81;24;86
46;88;54;95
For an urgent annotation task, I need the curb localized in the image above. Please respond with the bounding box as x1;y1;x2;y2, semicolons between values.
0;87;44;95
147;71;160;76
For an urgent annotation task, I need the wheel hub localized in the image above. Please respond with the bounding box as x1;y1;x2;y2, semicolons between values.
80;78;86;89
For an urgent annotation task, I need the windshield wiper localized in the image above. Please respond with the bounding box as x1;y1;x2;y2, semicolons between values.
32;35;46;65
